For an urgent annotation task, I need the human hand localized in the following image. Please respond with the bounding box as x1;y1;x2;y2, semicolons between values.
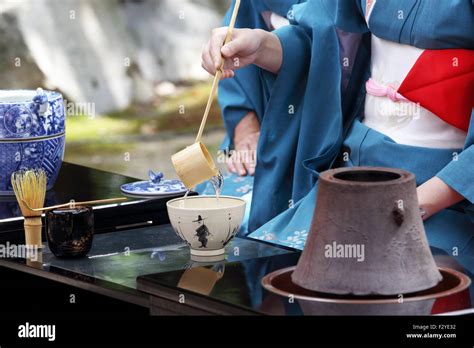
226;111;260;176
417;176;464;221
201;27;282;79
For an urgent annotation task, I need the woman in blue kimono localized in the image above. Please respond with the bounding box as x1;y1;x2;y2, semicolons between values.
202;0;474;272
198;0;304;235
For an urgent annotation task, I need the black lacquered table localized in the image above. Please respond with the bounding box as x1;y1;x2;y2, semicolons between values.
0;163;472;316
137;247;474;316
0;163;293;314
0;162;183;238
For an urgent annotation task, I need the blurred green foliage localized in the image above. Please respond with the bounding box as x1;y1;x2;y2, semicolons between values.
66;81;223;144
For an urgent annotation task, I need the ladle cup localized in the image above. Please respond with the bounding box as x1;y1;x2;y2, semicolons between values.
171;142;219;189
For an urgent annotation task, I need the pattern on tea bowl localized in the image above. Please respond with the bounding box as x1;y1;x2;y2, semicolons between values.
0;89;66;195
0;135;65;195
0;89;65;139
167;196;246;256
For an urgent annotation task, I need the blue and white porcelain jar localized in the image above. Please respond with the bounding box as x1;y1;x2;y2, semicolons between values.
0;88;66;195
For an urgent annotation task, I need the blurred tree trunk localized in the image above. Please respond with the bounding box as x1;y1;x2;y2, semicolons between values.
0;0;223;113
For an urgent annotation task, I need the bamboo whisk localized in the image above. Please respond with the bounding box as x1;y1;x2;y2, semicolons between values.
11;169;47;248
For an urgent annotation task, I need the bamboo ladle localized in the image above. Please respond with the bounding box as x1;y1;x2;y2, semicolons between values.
171;0;241;189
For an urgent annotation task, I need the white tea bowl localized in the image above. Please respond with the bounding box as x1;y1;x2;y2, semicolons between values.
166;196;246;256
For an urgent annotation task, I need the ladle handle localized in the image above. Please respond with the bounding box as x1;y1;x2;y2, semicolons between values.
23;197;127;212
195;0;241;144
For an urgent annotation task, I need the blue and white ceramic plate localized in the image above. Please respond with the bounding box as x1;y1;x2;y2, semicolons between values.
121;171;187;197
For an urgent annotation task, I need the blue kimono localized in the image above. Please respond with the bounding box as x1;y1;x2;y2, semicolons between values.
218;0;305;150
246;0;474;273
198;0;304;234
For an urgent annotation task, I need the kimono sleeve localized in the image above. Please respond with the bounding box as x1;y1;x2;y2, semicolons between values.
261;8;313;99
217;0;286;148
218;66;265;149
437;110;474;204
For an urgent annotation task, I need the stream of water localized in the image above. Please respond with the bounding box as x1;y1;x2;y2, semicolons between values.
179;189;191;208
179;171;224;208
209;171;224;202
